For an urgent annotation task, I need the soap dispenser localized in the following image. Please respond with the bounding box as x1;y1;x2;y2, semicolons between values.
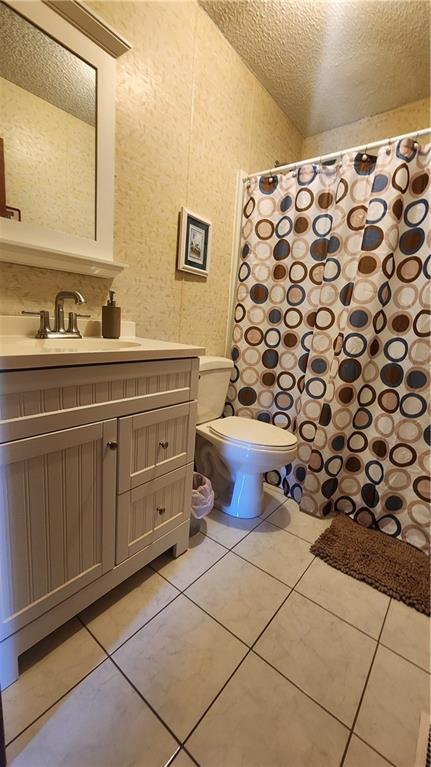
102;290;121;339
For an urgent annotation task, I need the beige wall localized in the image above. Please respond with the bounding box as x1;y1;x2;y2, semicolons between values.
0;77;95;238
0;1;302;354
301;98;430;158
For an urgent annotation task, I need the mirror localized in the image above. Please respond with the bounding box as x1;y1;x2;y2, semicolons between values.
0;1;96;240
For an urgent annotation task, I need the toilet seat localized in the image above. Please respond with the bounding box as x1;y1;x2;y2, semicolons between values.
209;416;297;451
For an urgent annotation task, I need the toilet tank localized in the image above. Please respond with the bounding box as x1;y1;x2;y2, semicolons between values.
197;356;234;425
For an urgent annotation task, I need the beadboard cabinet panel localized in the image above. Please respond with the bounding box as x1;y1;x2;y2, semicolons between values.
116;463;193;564
117;401;197;493
0;420;116;638
0;358;199;443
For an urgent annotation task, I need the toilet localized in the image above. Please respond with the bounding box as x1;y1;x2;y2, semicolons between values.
196;356;297;519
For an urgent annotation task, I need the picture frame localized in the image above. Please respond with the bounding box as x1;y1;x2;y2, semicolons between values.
177;207;211;277
5;206;21;222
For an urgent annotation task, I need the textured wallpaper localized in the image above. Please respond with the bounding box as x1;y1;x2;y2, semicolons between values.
301;98;431;158
0;77;95;238
0;1;302;354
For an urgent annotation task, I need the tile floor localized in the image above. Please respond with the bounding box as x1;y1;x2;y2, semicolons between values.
4;485;430;767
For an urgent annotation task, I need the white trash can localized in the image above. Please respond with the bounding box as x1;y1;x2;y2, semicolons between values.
190;472;214;535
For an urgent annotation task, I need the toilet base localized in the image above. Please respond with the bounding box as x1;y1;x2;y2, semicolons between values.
218;470;263;519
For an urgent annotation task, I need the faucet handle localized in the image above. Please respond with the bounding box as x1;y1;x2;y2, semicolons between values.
67;312;91;336
21;309;51;338
22;310;45;316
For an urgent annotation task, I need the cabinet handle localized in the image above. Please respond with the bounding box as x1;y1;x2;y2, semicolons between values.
159;441;169;449
106;441;118;450
156;506;165;514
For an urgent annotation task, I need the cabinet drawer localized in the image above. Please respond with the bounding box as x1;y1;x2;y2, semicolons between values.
117;401;197;493
116;463;193;563
0;358;199;443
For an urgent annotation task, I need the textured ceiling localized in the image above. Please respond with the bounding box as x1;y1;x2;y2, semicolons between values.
200;0;430;136
0;1;96;126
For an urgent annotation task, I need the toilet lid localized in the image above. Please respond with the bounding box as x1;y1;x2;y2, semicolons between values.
209;417;297;449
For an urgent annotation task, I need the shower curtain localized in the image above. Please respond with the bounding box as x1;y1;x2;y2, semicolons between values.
227;137;430;554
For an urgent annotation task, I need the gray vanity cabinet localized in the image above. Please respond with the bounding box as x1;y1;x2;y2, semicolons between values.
0;420;117;639
0;356;199;688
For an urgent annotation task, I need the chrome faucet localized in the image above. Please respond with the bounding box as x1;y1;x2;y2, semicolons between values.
54;291;86;335
22;291;89;339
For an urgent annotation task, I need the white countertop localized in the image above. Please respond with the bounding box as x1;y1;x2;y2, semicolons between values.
0;316;205;371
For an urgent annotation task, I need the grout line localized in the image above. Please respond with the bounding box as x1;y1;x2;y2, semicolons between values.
108;654;183;748
79;618;183;749
292;588;384;643
150;546;231;592
182;745;201;766
251;649;349;730
263;516;328;546
4;655;111;749
182;591;250;649
378;641;431;675
230;549;298;590
78;591;184;656
182;556;317;752
163;746;181;767
182;648;253;750
338;598;392;767
198;492;287;550
197;529;232;549
353;733;397;767
248;557;315;649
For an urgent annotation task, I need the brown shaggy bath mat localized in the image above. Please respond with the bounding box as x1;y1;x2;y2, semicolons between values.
310;514;430;616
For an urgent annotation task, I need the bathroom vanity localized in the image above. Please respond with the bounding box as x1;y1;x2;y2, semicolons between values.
0;323;204;687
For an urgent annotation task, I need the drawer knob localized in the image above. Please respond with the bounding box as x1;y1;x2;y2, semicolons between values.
106;441;118;450
159;441;169;449
156;506;165;514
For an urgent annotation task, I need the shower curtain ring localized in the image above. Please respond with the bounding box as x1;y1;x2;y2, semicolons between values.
362;145;368;161
385;138;392;156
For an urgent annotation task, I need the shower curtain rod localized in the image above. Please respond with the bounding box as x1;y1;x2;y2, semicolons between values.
243;126;431;182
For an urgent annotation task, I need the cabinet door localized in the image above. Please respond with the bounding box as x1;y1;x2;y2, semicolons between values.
0;420;116;638
117;402;196;493
116;463;193;563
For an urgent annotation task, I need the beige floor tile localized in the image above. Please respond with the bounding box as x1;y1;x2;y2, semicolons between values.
255;591;376;726
3;618;106;745
171;750;196;767
202;484;284;548
114;595;246;740
296;558;389;638
6;660;177;767
233;521;314;586
380;600;430;671
152;531;227;590
268;500;333;543
355;645;430;767
186;652;348;767
80;565;179;653
186;552;289;644
344;736;392;767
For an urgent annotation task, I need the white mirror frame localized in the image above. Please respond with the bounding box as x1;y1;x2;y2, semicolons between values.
0;0;126;277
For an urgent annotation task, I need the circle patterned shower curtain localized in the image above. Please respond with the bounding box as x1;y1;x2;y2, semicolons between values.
226;138;430;554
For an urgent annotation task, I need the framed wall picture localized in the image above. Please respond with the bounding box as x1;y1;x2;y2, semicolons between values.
178;207;211;277
5;206;21;222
